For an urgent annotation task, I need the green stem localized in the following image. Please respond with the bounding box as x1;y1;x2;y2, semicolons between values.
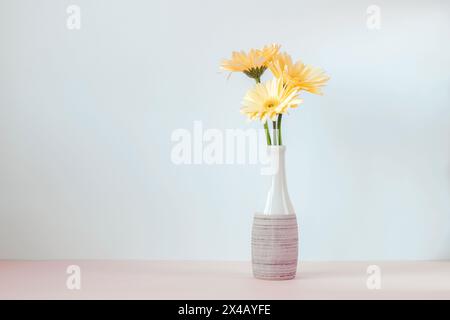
272;121;277;145
264;121;271;145
256;76;272;146
277;114;283;145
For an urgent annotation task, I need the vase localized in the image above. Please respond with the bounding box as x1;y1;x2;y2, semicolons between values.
252;146;299;280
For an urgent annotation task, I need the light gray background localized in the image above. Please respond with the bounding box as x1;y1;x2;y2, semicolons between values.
0;0;449;261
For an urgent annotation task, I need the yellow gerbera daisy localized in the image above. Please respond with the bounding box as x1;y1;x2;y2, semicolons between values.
241;77;303;121
221;44;281;80
270;52;330;95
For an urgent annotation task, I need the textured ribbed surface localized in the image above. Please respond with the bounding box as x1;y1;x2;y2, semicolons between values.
251;214;298;280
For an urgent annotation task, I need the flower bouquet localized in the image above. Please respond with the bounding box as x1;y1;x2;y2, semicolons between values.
221;44;329;280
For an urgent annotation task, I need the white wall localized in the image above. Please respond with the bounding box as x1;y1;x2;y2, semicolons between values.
0;0;449;261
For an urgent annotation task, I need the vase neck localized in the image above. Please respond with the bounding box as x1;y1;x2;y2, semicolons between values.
263;146;295;215
268;145;286;174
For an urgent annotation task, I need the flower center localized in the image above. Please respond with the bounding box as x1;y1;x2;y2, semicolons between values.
264;99;278;109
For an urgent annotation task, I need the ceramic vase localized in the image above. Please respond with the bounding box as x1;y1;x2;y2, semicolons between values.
251;146;299;280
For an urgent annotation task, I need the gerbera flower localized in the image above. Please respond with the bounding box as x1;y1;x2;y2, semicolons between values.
270;52;330;95
241;77;303;122
221;44;281;80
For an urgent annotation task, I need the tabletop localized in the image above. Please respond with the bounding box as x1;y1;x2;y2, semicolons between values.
0;260;449;299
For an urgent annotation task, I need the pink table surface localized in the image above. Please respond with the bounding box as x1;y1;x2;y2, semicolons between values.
0;261;449;300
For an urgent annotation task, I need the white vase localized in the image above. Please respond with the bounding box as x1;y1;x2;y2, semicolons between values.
252;146;299;280
263;146;295;215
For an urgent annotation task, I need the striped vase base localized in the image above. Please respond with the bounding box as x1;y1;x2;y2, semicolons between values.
251;214;299;280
